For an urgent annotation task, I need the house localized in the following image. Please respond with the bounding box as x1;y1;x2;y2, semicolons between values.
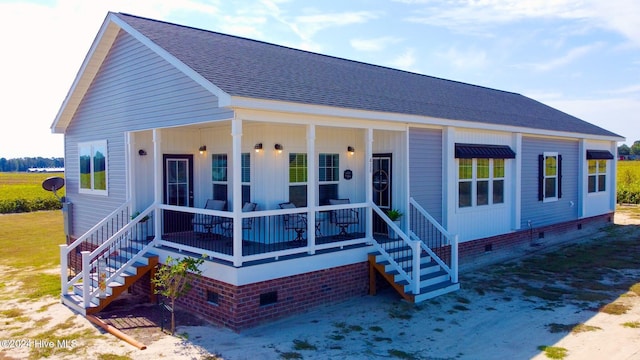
52;12;624;331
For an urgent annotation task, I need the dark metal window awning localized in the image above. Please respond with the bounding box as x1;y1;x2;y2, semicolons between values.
586;150;614;160
455;143;516;159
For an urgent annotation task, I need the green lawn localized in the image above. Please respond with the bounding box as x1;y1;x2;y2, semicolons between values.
0;211;65;299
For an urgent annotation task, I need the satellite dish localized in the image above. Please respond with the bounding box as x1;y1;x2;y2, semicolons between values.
42;176;65;201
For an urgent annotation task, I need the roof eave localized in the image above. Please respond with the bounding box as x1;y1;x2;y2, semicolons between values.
228;95;626;142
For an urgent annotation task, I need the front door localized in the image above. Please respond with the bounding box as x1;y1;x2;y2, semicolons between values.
372;154;392;235
163;154;194;233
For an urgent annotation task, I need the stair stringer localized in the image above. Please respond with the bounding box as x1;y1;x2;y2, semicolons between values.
86;254;158;314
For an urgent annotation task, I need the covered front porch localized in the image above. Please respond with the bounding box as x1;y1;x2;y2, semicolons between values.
129;111;410;267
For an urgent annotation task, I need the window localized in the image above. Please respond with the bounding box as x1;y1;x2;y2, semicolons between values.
538;153;562;201
78;140;108;195
457;158;505;208
586;150;612;194
319;153;339;205
588;159;607;193
289;153;307;207
242;153;251;203
211;154;227;202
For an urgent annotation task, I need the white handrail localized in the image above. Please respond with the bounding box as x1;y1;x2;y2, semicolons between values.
371;204;419;292
409;197;453;242
65;201;131;253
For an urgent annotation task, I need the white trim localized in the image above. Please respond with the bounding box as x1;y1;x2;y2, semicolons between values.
455;158;507;210
77;140;108;196
578;139;586;218
230;96;624;142
512;133;522;230
542;151;559;203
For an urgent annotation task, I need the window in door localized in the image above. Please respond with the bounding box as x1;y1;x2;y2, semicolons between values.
289;153;307;207
242;152;251;203
211;153;228;202
318;153;339;205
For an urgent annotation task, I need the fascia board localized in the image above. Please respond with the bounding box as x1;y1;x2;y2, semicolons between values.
229;96;626;142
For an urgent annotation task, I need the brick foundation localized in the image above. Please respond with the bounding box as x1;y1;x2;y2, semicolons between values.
458;213;613;269
128;213;612;331
133;262;370;331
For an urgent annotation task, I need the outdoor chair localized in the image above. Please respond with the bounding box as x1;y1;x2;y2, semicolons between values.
221;202;258;237
329;198;359;237
279;202;307;243
192;199;227;237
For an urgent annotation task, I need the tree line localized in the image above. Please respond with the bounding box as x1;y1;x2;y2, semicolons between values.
618;141;640;156
0;157;64;172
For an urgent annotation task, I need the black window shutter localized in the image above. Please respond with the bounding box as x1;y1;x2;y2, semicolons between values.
558;154;563;199
538;155;544;201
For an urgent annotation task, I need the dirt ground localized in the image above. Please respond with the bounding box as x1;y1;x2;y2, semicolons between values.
1;209;639;360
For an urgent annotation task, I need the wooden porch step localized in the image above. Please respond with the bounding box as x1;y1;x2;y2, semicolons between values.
86;255;158;314
64;254;159;315
368;250;459;304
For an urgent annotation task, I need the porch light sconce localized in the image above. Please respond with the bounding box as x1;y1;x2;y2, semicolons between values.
199;145;207;154
347;146;355;155
138;149;147;156
254;143;263;152
274;143;283;153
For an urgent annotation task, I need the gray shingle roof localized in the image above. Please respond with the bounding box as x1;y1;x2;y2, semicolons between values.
115;13;620;138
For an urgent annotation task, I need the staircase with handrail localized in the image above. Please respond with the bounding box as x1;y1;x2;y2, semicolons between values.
369;198;459;302
60;203;158;315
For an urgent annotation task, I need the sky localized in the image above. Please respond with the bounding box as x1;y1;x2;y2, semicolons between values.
1;0;639;159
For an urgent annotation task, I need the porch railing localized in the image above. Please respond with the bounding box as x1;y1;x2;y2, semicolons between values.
156;202;369;267
408;197;458;283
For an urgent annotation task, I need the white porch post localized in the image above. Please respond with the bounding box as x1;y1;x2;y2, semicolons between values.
59;244;68;297
451;234;459;283
153;129;162;242
412;240;421;295
366;128;373;239
307;124;316;255
232;118;243;267
126;132;134;210
81;251;91;308
405;125;411;232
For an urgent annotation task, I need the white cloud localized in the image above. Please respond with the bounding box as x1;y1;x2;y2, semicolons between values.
400;0;640;47
437;47;489;70
291;11;379;41
350;36;403;52
0;0;219;158
520;43;603;72
389;48;417;71
545;97;640;143
602;84;640;96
